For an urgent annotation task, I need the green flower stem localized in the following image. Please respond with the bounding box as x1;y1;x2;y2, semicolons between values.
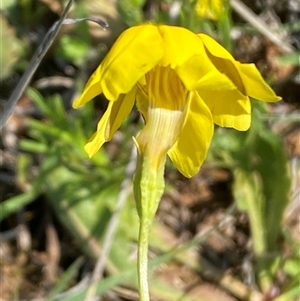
137;217;150;301
133;146;166;301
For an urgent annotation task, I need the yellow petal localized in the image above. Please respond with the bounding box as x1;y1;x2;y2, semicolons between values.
198;33;234;59
73;70;103;108
84;87;136;157
98;24;163;101
175;53;238;92
157;25;209;68
158;29;239;92
136;86;149;122
168;92;214;178
198;34;246;92
200;89;251;130
198;33;281;102
73;24;163;108
236;62;282;102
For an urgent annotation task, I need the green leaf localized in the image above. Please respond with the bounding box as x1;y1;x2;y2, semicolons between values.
117;0;145;26
56;35;88;66
284;258;300;277
0;13;23;79
208;102;291;292
245;107;290;251
1;0;16;10
46;257;84;301
274;283;300;301
0;189;38;221
277;52;300;66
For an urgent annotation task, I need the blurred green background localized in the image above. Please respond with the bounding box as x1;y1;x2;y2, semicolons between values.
1;0;299;300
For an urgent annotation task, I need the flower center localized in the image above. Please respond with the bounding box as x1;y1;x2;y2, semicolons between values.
136;66;189;169
145;66;188;110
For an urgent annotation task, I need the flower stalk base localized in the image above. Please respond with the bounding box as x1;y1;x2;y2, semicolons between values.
133;144;166;301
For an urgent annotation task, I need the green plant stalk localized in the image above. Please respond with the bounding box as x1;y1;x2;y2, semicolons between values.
249;212;271;292
138;217;151;300
218;0;233;51
237;170;272;292
133;147;166;301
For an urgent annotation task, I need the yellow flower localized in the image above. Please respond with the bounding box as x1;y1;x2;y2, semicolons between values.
195;0;224;20
73;24;280;178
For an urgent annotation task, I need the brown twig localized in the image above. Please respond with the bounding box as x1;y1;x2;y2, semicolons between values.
231;0;295;53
